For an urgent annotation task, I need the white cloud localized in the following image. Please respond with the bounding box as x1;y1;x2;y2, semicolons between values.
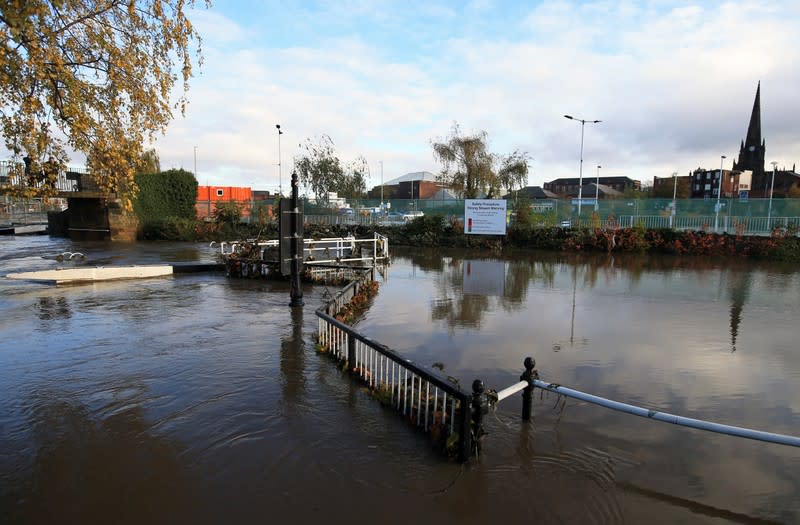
100;1;800;190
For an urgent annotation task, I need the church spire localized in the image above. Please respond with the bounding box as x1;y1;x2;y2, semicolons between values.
733;82;765;178
744;81;762;149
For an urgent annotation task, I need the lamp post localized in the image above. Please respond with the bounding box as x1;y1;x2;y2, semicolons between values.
714;155;726;232
564;115;601;217
768;161;778;230
595;165;601;211
276;124;284;196
670;171;678;228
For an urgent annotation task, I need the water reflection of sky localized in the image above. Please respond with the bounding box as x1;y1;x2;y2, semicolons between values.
359;247;800;521
366;249;800;400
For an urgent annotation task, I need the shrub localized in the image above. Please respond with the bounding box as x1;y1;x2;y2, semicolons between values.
134;168;198;223
213;201;243;226
139;216;197;240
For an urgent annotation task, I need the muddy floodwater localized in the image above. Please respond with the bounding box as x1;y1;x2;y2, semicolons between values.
1;236;799;524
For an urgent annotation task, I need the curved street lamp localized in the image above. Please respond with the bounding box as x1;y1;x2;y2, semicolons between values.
768;161;778;230
276;124;284;196
564;115;601;216
714;155;726;232
670;171;678;228
595;165;601;211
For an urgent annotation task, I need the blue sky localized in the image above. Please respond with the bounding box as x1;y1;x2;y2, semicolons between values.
152;0;800;192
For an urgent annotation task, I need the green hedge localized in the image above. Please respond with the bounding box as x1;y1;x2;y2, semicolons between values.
134;169;198;224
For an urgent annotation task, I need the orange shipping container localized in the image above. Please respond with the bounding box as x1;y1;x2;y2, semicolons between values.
197;186;253;202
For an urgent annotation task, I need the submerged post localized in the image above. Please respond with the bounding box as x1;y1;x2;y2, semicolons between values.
521;357;536;421
347;334;356;371
289;170;304;307
458;392;471;462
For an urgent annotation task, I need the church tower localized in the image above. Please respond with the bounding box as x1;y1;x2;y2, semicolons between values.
732;82;765;180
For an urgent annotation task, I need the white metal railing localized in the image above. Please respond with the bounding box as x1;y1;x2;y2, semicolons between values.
212;233;389;267
586;215;800;235
316;273;471;461
489;359;800;449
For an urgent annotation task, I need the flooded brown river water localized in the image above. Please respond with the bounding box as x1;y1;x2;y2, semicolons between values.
1;236;799;524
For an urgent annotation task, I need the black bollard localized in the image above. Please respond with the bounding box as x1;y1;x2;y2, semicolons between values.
521;357;536;421
471;379;489;454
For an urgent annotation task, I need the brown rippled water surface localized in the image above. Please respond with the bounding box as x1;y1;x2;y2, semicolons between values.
1;237;799;524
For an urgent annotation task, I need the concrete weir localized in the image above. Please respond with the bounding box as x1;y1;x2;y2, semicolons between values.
6;263;223;285
0;224;48;235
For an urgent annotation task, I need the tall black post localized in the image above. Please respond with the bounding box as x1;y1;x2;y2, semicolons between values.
521;357;536;421
289;170;304;307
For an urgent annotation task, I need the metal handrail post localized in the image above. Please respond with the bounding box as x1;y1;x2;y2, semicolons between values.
521;357;536;421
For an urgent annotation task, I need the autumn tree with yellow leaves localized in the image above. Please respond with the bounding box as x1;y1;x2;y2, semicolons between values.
0;0;208;201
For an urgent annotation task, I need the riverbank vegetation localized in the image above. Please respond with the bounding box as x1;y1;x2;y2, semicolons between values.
138;213;800;262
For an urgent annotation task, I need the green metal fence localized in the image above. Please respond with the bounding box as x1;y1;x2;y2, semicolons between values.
301;197;800;234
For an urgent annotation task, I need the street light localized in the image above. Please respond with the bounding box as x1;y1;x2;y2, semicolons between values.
276;124;284;196
670;171;678;228
379;160;384;210
193;146;197;177
714;155;726;232
768;161;778;230
564;115;601;217
595;165;601;211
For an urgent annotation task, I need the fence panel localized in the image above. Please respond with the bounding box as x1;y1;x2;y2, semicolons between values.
315;272;471;461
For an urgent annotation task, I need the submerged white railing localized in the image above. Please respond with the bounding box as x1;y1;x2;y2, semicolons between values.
315;270;472;461
213;233;389;267
484;358;800;449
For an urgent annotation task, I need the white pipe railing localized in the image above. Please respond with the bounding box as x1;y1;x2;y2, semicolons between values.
531;378;800;447
490;369;800;448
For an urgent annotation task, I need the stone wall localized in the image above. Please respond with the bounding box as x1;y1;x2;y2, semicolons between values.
107;198;139;242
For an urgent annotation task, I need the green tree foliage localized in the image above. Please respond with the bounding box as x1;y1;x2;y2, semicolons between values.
651;176;691;199
341;156;368;201
134;169;198;224
213;201;242;226
432;122;529;199
0;0;208;202
138;148;161;175
512;191;534;227
294;135;367;203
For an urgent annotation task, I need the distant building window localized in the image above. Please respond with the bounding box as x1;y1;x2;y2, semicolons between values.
695;184;700;191
704;184;711;191
706;173;711;180
216;189;224;197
